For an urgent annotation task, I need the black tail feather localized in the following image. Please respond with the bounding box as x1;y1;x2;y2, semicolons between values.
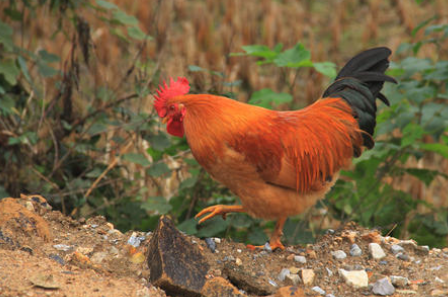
323;47;397;149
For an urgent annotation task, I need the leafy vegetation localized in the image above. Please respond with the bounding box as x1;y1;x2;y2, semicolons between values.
0;1;447;247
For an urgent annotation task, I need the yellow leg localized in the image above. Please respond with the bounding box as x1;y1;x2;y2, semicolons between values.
195;204;245;224
247;217;286;251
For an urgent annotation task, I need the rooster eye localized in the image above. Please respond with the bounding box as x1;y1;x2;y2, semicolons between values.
169;105;175;110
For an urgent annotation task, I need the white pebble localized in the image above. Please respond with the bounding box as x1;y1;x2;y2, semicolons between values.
350;244;362;257
294;255;307;264
312;286;326;295
213;238;221;244
236;249;242;253
331;250;347;260
277;268;291;281
338;269;368;288
391;244;404;254
369;243;386;260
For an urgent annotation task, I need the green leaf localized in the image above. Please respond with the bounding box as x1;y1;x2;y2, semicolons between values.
177;218;198;235
248;88;292;109
313;61;337;78
37;62;58;77
0;186;9;199
147;162;170;177
86;168;103;178
406;168;441;186
196;216;228;238
419;143;448;159
0;59;20;85
96;0;119;10
247;227;268;245
274;43;311;68
401;123;424;147
38;49;60;63
0;21;14;51
141;196;172;214
17;56;32;82
229;213;253;228
122;153;151;166
188;65;205;72
112;10;139;25
240;45;278;59
127;26;149;40
179;177;198;191
87;122;108;135
148;134;171;151
3;8;23;21
411;16;437;37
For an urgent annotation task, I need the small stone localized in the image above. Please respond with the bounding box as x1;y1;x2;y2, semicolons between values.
299;269;315;286
200;277;245;297
435;277;445;284
372;277;395;296
237;249;242;253
326;267;333;277
396;289;417;295
264;242;273;252
127;232;144;247
306;250;317;259
390;276;409;288
294;255;307;264
430;265;442;271
278;268;291;282
284;274;301;286
379;260;388;265
396;252;410;261
235;258;242;266
350;244;362;257
391;244;404;254
205;238;216;253
213;237;221;244
326;229;335;235
311;286;326;295
326;294;336;297
338;269;368;288
431;289;448;296
48;254;65;265
289;267;300;274
91;251;107;264
369;243;386;260
331;250;347;260
268;279;278;287
53;244;72;252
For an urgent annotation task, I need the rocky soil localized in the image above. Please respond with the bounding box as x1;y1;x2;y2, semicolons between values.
1;195;448;297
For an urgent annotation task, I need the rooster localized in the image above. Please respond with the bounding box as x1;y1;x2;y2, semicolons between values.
154;47;396;250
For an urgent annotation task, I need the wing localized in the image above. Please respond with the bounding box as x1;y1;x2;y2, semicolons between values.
229;98;363;194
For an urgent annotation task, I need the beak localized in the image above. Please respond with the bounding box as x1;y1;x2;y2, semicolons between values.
162;117;169;124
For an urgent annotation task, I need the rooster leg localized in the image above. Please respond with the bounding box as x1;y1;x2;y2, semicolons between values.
195;205;245;224
269;217;286;250
247;217;286;251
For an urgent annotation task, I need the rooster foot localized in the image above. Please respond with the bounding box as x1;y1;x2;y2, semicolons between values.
195;204;245;224
247;239;285;251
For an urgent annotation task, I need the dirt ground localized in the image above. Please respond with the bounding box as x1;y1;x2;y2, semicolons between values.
2;195;448;297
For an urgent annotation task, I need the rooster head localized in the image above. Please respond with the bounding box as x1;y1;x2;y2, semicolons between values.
154;77;190;137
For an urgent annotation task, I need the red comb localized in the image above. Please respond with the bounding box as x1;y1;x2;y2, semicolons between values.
154;77;190;117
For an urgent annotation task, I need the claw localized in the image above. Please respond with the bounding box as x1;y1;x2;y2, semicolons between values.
246;241;285;251
195;204;245;224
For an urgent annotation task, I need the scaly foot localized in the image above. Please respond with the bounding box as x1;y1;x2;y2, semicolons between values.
195;204;245;224
247;239;285;251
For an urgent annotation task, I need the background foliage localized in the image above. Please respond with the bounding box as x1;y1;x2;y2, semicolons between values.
1;0;447;247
